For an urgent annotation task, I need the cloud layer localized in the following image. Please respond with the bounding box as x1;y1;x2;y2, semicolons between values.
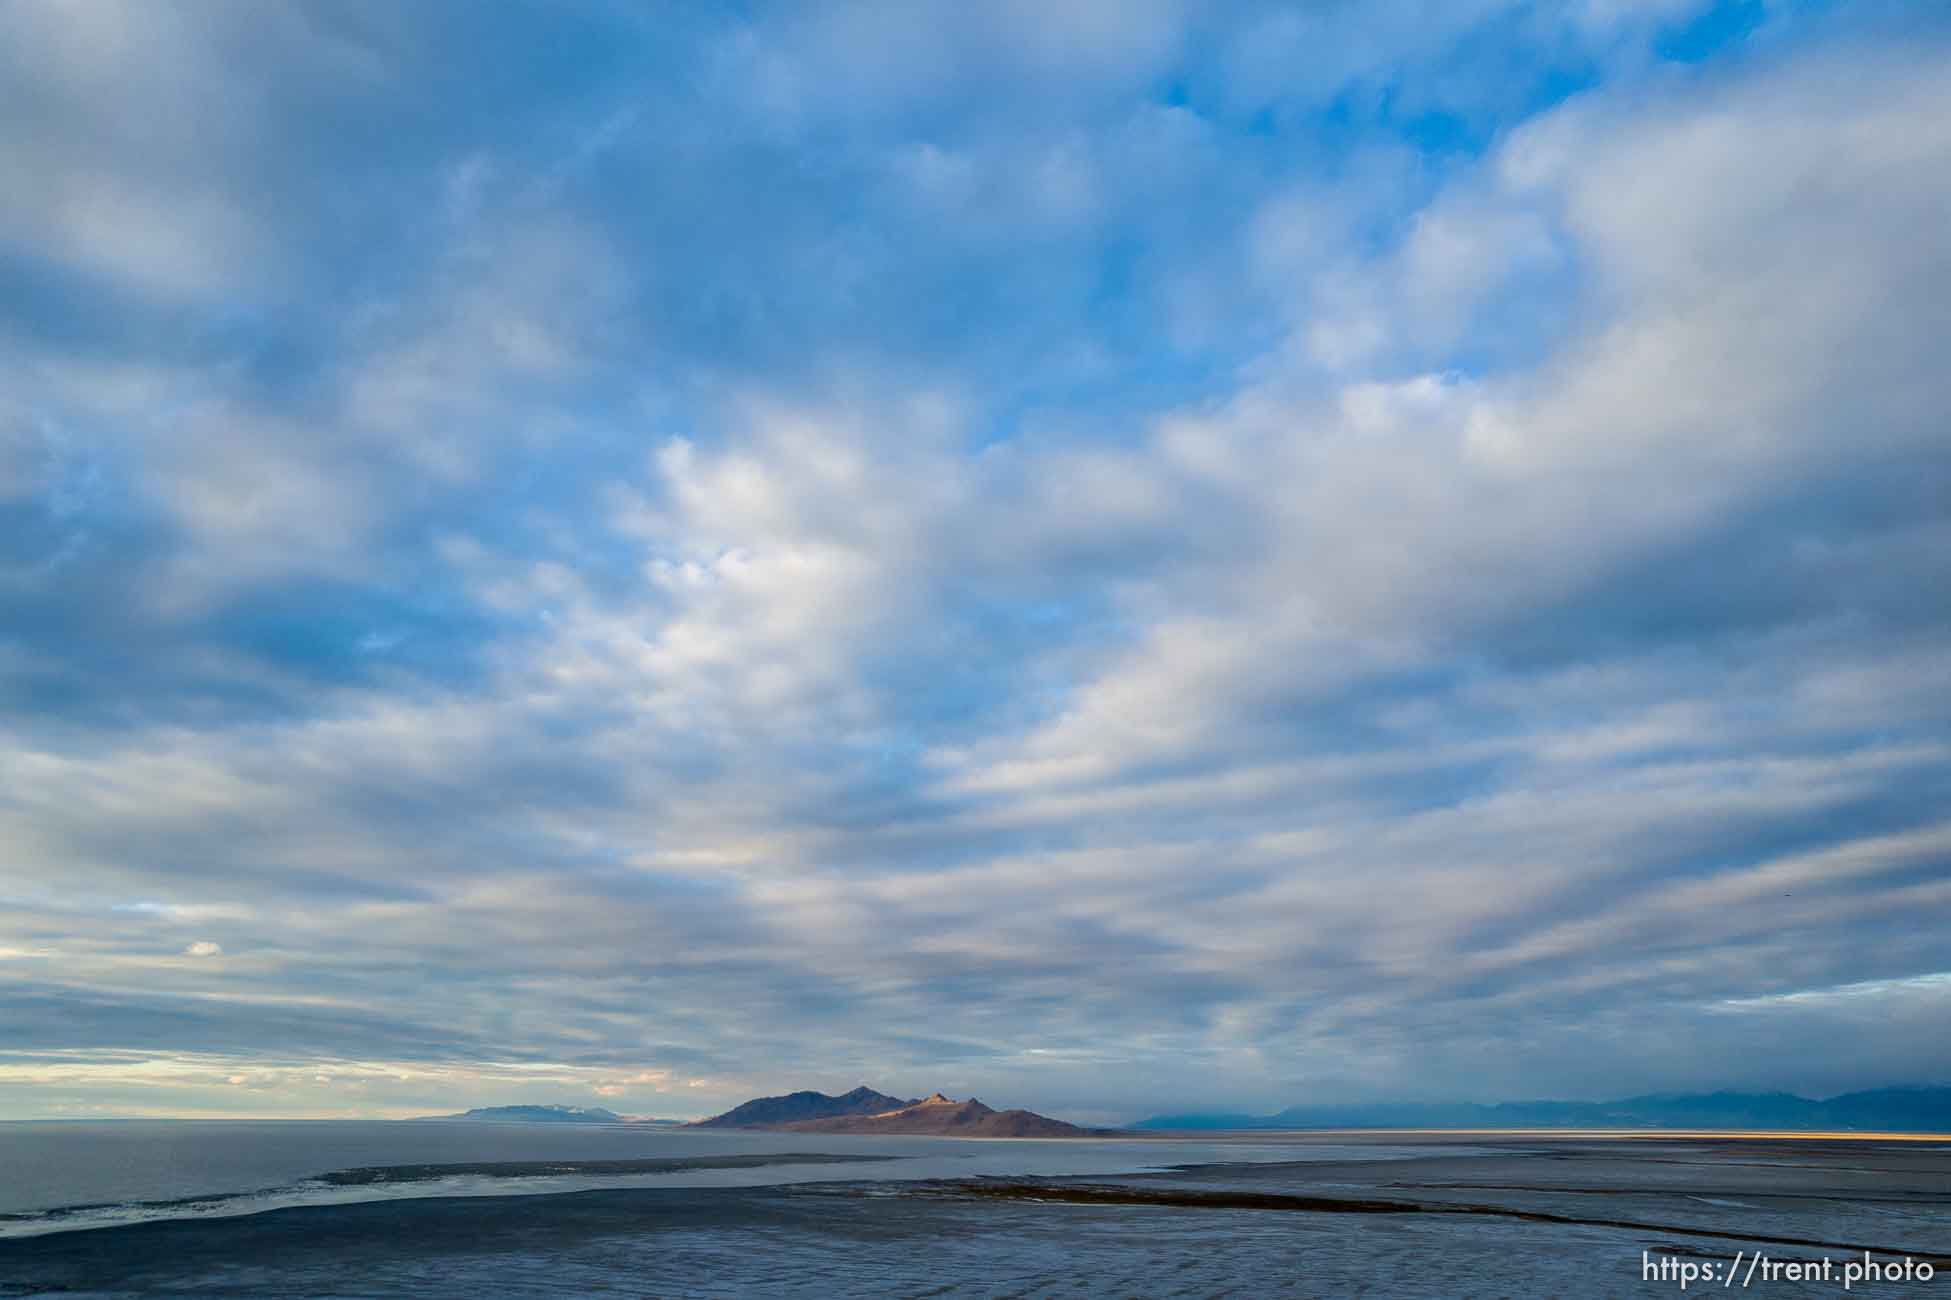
2;0;1947;1121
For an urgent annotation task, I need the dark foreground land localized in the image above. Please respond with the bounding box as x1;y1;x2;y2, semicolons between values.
2;1133;1946;1297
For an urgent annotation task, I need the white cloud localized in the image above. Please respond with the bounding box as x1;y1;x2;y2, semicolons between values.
0;5;1946;1118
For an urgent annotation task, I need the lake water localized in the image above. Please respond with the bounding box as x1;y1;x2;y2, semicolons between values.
0;1120;1432;1237
1;1123;1946;1297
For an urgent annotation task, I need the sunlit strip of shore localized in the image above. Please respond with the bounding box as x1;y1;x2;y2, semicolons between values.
1136;1128;1951;1141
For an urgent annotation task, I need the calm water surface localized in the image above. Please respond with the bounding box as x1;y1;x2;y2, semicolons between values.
0;1120;1434;1236
1;1126;1945;1297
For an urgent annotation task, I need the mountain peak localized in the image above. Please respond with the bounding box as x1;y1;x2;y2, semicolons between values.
692;1084;1113;1137
691;1085;918;1128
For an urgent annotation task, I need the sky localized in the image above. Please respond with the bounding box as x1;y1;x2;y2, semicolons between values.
1;0;1947;1125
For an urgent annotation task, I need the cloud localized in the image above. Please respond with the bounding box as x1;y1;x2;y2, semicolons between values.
0;1;1946;1120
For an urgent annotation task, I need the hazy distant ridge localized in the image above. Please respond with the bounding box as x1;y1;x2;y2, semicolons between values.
420;1104;626;1124
1136;1086;1951;1132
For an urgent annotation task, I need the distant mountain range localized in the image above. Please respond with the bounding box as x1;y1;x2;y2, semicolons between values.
693;1086;1113;1137
419;1104;678;1125
419;1085;1951;1135
1134;1086;1951;1132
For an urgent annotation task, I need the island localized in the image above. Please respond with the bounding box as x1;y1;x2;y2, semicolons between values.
691;1087;1120;1137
